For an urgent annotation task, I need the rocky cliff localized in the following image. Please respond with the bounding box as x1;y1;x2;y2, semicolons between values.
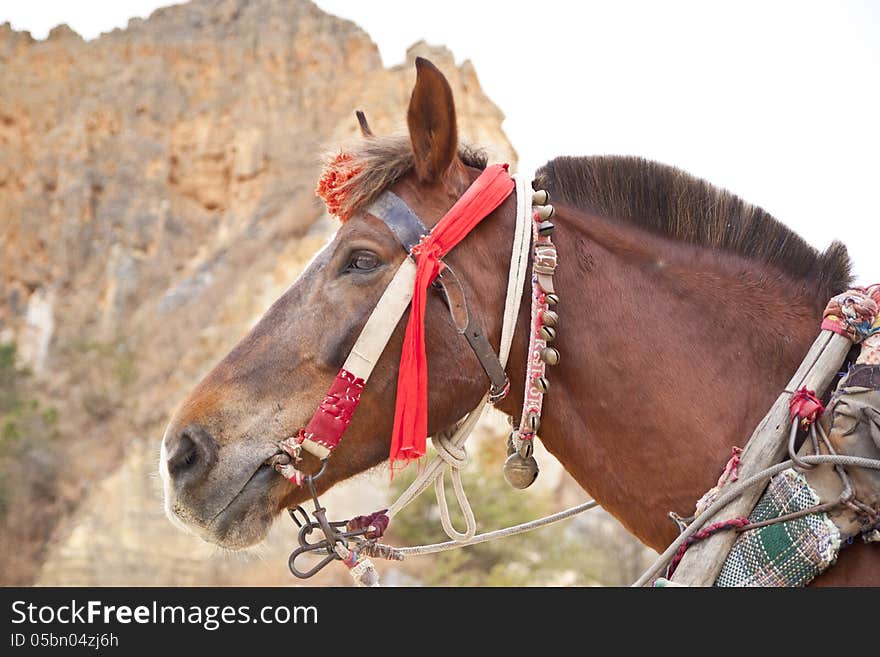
0;0;518;585
2;0;653;587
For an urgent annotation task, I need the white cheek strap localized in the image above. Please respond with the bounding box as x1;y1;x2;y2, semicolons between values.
299;258;418;459
341;258;417;380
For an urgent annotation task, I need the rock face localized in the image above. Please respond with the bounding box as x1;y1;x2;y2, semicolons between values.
2;0;654;587
0;0;516;585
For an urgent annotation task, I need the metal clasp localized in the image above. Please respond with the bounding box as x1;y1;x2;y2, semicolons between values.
286;461;372;579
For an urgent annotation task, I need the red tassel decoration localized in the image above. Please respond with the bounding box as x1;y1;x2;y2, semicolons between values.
389;164;515;465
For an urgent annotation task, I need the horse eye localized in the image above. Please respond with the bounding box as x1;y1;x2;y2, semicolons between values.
348;251;380;272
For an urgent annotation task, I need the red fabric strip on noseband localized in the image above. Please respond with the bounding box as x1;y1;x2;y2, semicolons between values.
390;164;515;465
301;368;365;452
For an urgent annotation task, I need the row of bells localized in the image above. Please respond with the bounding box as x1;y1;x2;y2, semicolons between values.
503;189;560;490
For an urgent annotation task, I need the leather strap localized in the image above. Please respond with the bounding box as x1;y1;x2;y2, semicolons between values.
435;266;470;332
463;315;510;398
366;191;509;400
367;192;429;254
438;264;509;395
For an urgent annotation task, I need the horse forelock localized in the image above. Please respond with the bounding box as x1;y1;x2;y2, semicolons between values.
316;135;488;221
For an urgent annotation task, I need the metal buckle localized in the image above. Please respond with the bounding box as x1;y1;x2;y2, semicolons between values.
488;375;510;404
286;461;371;579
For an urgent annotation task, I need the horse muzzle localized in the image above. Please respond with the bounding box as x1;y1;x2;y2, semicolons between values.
158;422;285;548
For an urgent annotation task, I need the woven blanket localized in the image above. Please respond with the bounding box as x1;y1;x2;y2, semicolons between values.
715;469;840;587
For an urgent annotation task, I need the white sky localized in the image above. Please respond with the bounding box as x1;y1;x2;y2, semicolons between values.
4;0;879;280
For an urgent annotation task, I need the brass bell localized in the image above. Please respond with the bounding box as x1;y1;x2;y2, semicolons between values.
542;310;558;327
532;190;550;205
533;376;549;393
536;205;554;220
527;412;541;432
538;221;555;236
503;452;540;489
541;346;560;365
545;293;559;307
539;325;556;341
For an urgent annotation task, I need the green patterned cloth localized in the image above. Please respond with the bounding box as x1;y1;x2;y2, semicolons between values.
715;469;840;587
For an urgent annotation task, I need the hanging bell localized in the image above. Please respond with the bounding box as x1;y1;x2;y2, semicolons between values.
533;376;549;393
532;189;550;205
538;221;555;237
539;325;557;342
503;452;540;489
542;310;558;327
545;293;559;307
527;412;541;432
541;346;560;365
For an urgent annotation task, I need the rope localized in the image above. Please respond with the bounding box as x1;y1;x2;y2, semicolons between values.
631;453;880;587
386;398;487;519
433;429;476;541
361;500;599;558
665;517;749;578
332;543;380;587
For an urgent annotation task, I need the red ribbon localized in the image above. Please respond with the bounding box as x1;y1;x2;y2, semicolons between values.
389;164;515;464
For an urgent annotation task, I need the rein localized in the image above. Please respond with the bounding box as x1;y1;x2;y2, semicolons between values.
270;165;599;583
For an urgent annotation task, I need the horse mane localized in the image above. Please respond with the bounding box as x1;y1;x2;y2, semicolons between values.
534;156;852;299
321;135;487;221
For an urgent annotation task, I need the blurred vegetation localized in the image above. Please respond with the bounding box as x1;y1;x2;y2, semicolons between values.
0;342;60;519
388;439;611;586
0;336;138;585
57;337;136;420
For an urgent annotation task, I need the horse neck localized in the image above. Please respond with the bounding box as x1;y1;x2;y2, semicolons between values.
495;205;825;550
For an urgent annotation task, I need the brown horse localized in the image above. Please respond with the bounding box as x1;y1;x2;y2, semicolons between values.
159;58;876;585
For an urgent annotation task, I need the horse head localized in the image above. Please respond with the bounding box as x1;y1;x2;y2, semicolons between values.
158;58;516;548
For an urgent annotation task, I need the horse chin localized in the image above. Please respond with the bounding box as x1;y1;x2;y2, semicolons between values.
207;506;276;550
205;464;284;549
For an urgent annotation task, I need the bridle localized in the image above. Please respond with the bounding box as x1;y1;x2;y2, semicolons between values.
269;163;563;579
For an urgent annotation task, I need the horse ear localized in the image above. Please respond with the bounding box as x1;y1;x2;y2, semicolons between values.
355;110;373;137
407;57;458;183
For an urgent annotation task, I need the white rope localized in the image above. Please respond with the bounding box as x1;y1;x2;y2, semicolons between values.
386;172;534;540
387;403;486;519
431;429;475;540
395;500;599;556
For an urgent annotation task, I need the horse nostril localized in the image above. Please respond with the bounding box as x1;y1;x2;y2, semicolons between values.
165;424;217;483
169;434;198;476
